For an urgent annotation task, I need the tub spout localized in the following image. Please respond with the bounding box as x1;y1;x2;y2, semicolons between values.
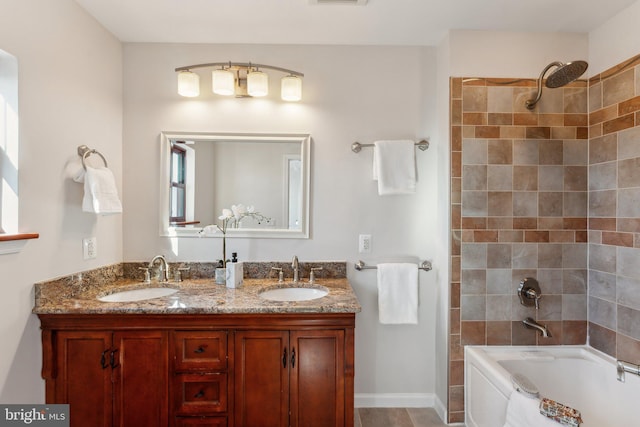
522;317;552;338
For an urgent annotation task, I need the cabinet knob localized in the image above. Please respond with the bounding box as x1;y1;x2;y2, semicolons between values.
194;390;205;399
282;348;287;368
194;346;206;354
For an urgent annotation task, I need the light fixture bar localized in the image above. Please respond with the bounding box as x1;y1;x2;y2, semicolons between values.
175;62;304;77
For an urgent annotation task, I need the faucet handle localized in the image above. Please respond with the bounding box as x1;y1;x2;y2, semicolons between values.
309;267;323;284
518;277;542;309
271;267;284;283
175;267;190;282
138;267;151;283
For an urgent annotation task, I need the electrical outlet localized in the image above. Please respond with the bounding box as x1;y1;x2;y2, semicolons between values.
359;234;371;254
83;237;97;260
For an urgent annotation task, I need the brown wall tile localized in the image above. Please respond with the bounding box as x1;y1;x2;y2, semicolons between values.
475;126;501;138
603;113;635;134
463;112;487;125
589;217;616;231
461;321;487;345
589;322;616;357
488;113;513;125
619;95;640;115
525;126;551;139
589;104;618;125
602;231;633;247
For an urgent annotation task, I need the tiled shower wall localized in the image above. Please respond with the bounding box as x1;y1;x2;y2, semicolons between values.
448;77;589;424
587;54;640;364
448;54;640;424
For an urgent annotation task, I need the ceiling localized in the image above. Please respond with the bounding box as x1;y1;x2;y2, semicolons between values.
74;0;637;46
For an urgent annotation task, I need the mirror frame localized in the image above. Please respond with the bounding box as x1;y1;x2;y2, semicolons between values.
159;131;311;239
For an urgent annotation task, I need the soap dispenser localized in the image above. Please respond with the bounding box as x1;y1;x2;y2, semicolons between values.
226;252;244;288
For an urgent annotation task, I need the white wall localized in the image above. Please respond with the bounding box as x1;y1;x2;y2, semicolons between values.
123;43;440;404
0;0;122;402
589;0;640;74
449;30;589;78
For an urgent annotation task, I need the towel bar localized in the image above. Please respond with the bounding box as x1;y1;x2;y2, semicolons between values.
351;139;429;153
354;260;432;272
77;145;108;170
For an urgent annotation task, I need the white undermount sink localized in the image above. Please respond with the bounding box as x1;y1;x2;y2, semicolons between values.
98;287;178;302
259;286;328;302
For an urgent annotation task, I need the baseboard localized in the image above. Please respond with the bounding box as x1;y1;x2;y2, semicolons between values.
432;394;447;423
354;393;436;408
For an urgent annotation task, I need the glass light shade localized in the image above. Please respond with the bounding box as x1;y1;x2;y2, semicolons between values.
177;71;200;97
281;75;302;101
247;70;269;97
212;69;235;96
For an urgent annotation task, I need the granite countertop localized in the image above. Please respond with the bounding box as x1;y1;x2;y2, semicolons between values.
33;262;361;315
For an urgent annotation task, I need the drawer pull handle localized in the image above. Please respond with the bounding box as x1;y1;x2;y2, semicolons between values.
194;390;205;398
282;348;287;369
110;349;119;369
194;346;206;354
100;350;109;369
291;347;296;369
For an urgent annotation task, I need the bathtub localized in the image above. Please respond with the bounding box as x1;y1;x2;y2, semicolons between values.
464;345;639;427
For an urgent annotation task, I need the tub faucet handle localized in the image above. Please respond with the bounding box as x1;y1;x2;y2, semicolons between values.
518;277;542;309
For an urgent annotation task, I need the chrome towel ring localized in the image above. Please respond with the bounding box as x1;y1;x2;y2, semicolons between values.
77;145;108;170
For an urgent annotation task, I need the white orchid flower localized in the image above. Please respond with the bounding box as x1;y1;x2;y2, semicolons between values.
198;225;218;237
231;204;247;220
246;205;255;213
219;208;233;220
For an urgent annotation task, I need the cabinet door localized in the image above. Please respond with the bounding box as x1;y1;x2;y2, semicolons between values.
290;330;345;427
234;331;289;427
112;330;169;427
53;331;113;427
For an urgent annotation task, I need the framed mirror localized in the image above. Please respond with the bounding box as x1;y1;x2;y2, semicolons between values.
159;132;310;238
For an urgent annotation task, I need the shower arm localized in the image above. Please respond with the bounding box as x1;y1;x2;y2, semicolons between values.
525;61;563;110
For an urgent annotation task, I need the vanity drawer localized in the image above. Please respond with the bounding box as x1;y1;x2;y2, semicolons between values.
173;331;228;371
173;373;228;415
175;416;227;426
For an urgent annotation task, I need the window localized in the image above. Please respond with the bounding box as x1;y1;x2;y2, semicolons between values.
169;144;186;224
0;48;37;253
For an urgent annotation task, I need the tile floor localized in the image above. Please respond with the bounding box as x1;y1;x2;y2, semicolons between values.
355;408;446;427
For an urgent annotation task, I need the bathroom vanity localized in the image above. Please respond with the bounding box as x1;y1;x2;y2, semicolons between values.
34;263;360;427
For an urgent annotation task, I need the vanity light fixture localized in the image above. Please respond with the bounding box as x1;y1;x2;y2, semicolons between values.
175;62;304;101
177;70;200;97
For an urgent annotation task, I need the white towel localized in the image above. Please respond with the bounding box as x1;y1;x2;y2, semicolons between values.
377;263;418;324
503;392;558;427
372;140;416;195
82;166;122;215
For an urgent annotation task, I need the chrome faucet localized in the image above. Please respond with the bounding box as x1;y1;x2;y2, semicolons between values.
148;255;170;282
292;255;300;283
522;317;552;338
617;360;640;382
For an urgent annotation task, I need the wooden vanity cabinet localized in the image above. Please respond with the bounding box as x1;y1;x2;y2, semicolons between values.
235;329;346;427
39;313;355;427
43;328;168;427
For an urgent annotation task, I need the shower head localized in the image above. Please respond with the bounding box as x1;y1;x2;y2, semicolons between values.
545;61;588;88
525;60;588;110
